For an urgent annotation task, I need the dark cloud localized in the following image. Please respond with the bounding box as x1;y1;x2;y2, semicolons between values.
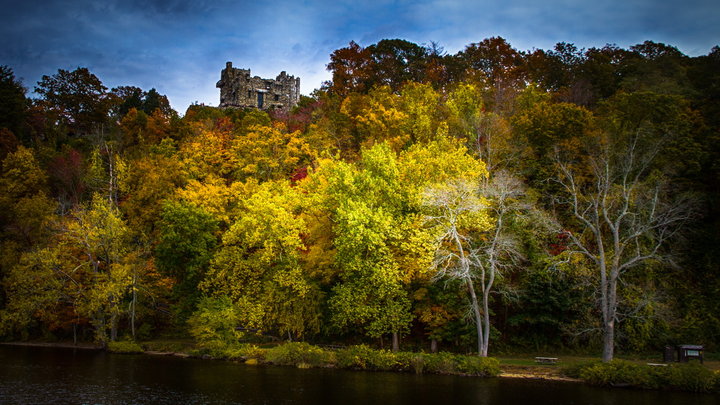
1;0;717;111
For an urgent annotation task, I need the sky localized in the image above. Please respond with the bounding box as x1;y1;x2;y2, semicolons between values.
1;0;718;112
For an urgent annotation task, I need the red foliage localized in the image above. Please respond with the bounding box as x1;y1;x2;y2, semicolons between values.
48;148;85;207
290;166;308;185
549;230;570;256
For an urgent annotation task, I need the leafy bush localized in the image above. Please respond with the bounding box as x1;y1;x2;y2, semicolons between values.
662;363;718;393
107;340;143;354
561;361;601;379
456;356;501;376
135;323;154;341
266;342;331;367
580;360;659;388
187;296;242;352
239;344;267;361
576;360;719;393
424;352;458;374
142;340;194;353
203;343;267;361
395;352;424;373
335;345;399;371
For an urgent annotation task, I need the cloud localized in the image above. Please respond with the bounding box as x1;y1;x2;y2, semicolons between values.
1;0;717;111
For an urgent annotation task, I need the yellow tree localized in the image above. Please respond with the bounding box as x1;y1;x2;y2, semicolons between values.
231;122;314;182
120;139;187;233
2;194;137;343
201;180;321;339
180;118;239;180
340;86;410;151
0;146;56;249
65;195;134;342
398;82;443;144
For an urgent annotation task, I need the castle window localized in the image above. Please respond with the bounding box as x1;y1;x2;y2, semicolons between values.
274;94;280;101
248;90;252;99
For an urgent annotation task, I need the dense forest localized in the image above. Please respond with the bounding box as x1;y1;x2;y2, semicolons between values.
1;37;718;362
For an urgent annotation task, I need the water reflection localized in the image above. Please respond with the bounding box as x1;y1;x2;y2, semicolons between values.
0;345;716;405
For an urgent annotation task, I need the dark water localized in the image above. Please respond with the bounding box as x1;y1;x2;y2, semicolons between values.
0;345;717;405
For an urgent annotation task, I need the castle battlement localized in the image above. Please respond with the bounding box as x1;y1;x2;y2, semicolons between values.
216;62;300;112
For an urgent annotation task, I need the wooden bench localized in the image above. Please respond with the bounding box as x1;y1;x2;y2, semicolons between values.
535;357;559;364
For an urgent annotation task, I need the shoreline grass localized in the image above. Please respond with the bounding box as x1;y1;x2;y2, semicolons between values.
4;339;718;392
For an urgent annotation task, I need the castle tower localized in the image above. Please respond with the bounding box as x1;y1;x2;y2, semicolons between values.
216;62;301;112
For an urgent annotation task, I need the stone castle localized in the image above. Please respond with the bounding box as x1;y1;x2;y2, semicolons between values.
216;62;300;112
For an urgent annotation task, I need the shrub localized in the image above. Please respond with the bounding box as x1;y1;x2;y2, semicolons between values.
561;361;601;379
142;340;193;353
576;360;719;393
187;296;242;352
107;340;143;354
456;356;501;377
395;352;425;374
335;345;398;371
239;344;267;361
136;323;154;341
580;360;659;388
266;342;331;367
424;352;458;374
662;363;718;393
213;344;266;361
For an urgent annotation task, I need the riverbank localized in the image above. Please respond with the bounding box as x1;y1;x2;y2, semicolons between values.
499;365;580;382
5;340;718;391
0;341;102;350
5;344;714;405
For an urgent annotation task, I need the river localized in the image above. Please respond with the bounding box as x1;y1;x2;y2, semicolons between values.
0;345;717;404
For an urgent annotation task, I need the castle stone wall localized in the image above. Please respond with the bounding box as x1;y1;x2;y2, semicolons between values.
216;62;300;112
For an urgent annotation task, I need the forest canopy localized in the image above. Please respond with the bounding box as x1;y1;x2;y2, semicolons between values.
1;38;718;362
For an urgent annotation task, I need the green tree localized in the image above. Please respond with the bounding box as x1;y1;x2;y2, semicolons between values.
35;67;110;137
552;126;696;362
156;200;219;318
0;66;27;140
324;144;416;350
367;39;430;90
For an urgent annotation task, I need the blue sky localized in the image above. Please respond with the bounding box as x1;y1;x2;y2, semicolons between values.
1;0;718;112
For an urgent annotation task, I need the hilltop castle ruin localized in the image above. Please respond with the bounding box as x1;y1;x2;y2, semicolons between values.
216;62;300;112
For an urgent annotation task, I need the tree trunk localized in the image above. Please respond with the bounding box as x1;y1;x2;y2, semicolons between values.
430;338;438;353
130;272;137;339
466;277;484;356
481;291;490;357
95;312;107;345
110;314;118;342
602;320;615;362
481;269;493;357
602;270;619;362
392;332;399;352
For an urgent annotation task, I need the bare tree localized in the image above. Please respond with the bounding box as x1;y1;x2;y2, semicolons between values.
424;171;526;356
553;131;695;362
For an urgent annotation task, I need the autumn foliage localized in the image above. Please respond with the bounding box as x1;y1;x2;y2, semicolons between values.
0;38;719;358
